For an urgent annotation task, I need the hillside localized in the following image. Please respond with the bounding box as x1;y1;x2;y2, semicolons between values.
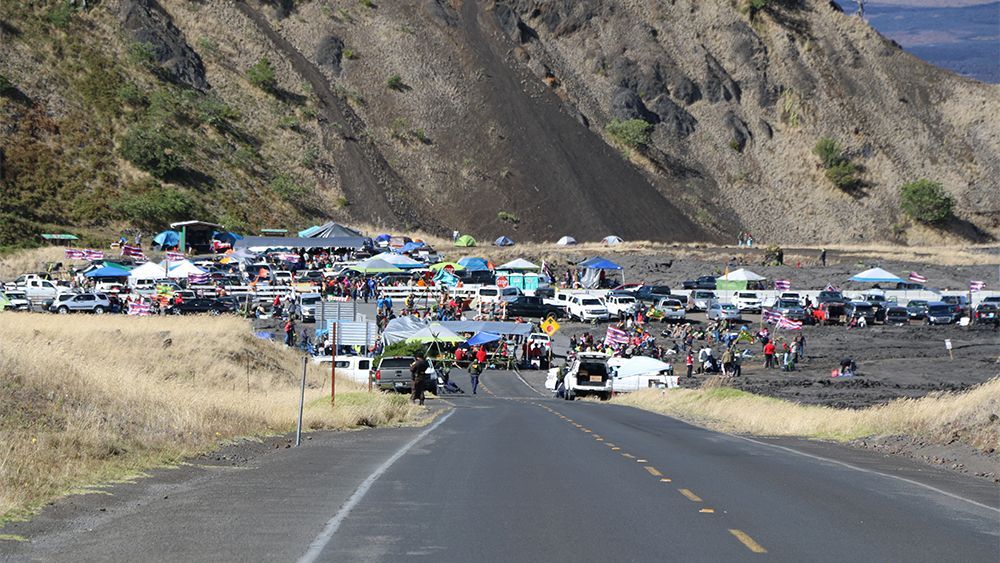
1;0;997;247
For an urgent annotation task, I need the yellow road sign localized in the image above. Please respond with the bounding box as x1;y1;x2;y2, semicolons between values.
541;317;560;335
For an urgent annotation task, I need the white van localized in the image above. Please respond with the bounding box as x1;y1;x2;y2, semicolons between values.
312;355;374;385
477;285;522;305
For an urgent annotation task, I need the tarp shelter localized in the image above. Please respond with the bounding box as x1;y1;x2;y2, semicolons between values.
454;234;477;247
429;262;465;272
84;266;131;278
466;332;502;346
406;323;466;344
849;267;904;284
349;258;404;274
389;236;412;248
433;269;460;287
381;317;535;344
496;258;539;271
302;221;364;239
170;220;223;253
556;236;577;246
578;256;624;289
496;258;542;291
372;252;424;269
494;236;515;247
716;268;767;291
396;241;426;254
166;260;208;279
234;236;367;251
602;235;624;246
374;234;392;245
154;230;180;248
458;257;490;271
381;316;428;344
212;231;243;244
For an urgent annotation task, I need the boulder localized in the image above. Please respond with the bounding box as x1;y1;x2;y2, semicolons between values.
725;112;752;152
649;95;697;137
611;87;659;124
704;54;740;103
119;0;208;91
316;35;345;76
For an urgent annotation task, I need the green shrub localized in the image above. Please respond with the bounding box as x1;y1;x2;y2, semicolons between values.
389;117;409;139
0;74;13;94
269;174;307;201
825;162;861;191
195;96;239;128
335;196;349;208
48;2;73;28
498;211;520;224
119;127;182;178
343;48;357;60
386;74;405;91
605;119;652;149
247;58;277;92
900;179;954;224
117;82;147;107
0;213;43;248
359;0;375;7
127;42;156;68
112;186;195;226
813;137;845;168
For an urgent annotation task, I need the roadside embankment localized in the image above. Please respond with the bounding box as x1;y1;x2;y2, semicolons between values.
614;378;1000;479
0;314;421;521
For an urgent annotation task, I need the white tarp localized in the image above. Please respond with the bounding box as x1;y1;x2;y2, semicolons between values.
497;258;540;271
717;268;766;281
166;260;207;279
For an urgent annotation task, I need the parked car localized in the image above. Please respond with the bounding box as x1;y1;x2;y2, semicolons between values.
603;293;640;320
817;290;847;304
528;333;552;353
884;306;910;326
502;296;562;319
373;356;437;394
169;298;234;315
653;298;687;322
906;299;930;320
772;299;807;321
861;293;892;322
298;270;327;284
732;292;762;313
635;285;673;303
477;285;522;305
682;276;717;290
562;352;613;401
48;293;112;314
941;295;971;317
298;293;323;322
844;302;877;324
926;302;957;325
981;296;1000;306
973;303;998;324
894;282;926;291
0;289;31;311
313;356;374;385
706;302;742;321
689;290;718;311
609;283;642;293
566;295;610;322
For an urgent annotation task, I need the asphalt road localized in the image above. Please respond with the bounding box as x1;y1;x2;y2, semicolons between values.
3;370;997;562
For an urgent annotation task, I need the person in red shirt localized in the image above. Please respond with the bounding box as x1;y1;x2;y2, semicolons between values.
763;341;776;369
454;346;466;364
475;346;488;364
685;351;694;378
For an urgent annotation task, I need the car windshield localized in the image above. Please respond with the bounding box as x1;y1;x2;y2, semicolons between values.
480;289;498;296
942;296;960;304
378;358;413;368
738;293;757;298
661;300;680;307
301;297;321;305
778;300;800;308
909;301;927;307
582;299;603;306
928;305;951;314
617;297;635;303
720;304;736;310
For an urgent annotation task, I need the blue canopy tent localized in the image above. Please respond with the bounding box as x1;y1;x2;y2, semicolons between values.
298;225;322;237
494;236;515;247
466;332;502;346
848;267;904;285
212;231;243;244
153;230;180;249
458;257;490;271
374;234;392;245
395;241;426;254
433;269;460;287
578;256;625;288
85;266;131;278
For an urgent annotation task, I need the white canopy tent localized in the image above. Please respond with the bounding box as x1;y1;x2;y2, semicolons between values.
717;268;766;281
372;252;424;269
128;261;168;284
496;258;540;271
166;260;208;279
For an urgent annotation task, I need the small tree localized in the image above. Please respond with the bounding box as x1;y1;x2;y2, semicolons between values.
247;58;277;93
0;74;13;94
605;119;652;149
900;179;954;224
813;137;845;168
825;162;860;191
386;74;405;91
119;127;182;178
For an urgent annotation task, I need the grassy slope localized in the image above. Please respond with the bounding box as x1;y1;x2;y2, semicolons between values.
0;314;422;522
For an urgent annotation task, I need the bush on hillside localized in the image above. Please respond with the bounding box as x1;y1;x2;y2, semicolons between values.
269;174;307;202
813;137;845;168
825;162;861;191
386;74;405;91
900;179;954;224
247;58;277;93
606;119;652;149
119;126;182;178
0;74;13;94
112;186;195;227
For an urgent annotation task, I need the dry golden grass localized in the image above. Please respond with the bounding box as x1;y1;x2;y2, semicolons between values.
614;379;1000;450
0;314;423;521
0;247;70;280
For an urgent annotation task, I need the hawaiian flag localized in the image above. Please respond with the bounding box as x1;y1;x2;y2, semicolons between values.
83;249;105;261
823;283;840;293
165;251;185;261
604;326;629;345
776;316;803;330
541;260;556;283
774;279;791;291
128;301;152;316
908;272;927;283
762;309;782;325
65;249;86;259
970;281;986;292
188;273;210;284
122;244;146;259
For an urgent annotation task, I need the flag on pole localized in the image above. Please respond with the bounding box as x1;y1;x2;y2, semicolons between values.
128;301;152;316
774;279;791;291
762;309;782;325
823;283;840;292
188;273;210;284
83;249;105;261
165;251;185;261
122;244;146;259
776;316;803;330
604;326;629;345
908;272;927;283
970;281;986;292
64;249;86;259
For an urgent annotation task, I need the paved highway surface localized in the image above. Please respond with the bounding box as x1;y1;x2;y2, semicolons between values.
3;370;997;562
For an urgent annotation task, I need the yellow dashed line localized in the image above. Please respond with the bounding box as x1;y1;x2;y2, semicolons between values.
678;488;703;502
636;459;647;463
659;478;672;483
611;447;621;451
729;529;767;553
644;466;662;477
699;508;715;514
622;453;635;459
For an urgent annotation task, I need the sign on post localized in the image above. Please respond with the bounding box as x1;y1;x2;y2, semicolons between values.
496;276;509;289
945;339;954;360
540;317;560;336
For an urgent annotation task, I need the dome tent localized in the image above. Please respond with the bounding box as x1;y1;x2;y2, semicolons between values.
454;234;477;247
556;236;577;246
602;235;624;246
494;236;515;247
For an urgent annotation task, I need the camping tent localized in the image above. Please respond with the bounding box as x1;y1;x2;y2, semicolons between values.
716;268;767;291
374;234;392;245
849;267;904;284
84;266;131;278
301;221;364;239
406;323;466;344
578;256;624;288
429;262;465;272
454;234;477;247
496;258;539;271
129;261;168;281
458;257;490;271
494;236;515;247
372;252;424;269
349;258;404;274
153;230;180;248
602;235;624;246
466;332;502;346
166;260;207;279
556;236;577;246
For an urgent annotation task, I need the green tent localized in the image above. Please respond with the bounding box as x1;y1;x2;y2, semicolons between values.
454;234;477;247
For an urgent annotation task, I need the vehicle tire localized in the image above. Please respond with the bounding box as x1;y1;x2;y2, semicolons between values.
566;389;575;401
209;308;221;316
93;306;105;315
600;392;611;401
58;306;69;314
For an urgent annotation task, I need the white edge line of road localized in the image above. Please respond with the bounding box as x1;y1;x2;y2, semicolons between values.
732;434;1000;514
512;365;546;397
297;410;456;563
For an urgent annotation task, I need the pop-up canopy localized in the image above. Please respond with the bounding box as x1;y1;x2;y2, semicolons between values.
372;252;424;269
497;258;539;271
718;268;766;281
466;331;502;346
578;257;623;270
849;267;903;284
350;258;405;274
85;266;131;278
406;323;466;344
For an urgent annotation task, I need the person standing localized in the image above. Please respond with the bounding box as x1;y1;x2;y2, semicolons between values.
284;318;295;347
721;347;734;376
820;248;827;267
410;353;430;406
469;362;480;395
763;340;776;368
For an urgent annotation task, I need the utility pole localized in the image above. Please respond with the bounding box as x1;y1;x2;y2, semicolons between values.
296;356;307;446
330;322;337;406
856;0;865;17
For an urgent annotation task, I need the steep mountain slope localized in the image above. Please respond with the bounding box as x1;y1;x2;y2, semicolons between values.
0;0;996;247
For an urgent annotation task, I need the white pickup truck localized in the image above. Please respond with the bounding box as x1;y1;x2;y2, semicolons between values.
562;352;613;401
603;293;639;320
20;278;71;305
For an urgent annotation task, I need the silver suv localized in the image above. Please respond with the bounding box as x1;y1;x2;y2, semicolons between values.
49;293;112;314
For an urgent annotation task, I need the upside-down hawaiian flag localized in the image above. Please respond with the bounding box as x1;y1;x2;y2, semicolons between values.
83;249;105;261
762;309;782;325
122;244;146;259
970;281;986;292
774;279;791;291
64;249;86;259
165;251;185;262
908;272;927;283
188;273;210;284
128;301;152;316
776;316;803;330
604;326;629;345
823;283;840;293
